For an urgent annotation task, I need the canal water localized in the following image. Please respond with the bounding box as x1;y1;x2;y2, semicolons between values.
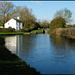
5;34;75;74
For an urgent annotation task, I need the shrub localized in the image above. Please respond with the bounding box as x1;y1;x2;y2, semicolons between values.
47;29;50;34
65;25;72;28
72;25;75;28
34;22;40;29
50;17;66;32
24;28;30;32
29;23;40;30
29;24;35;30
0;28;15;32
20;29;25;32
20;28;30;32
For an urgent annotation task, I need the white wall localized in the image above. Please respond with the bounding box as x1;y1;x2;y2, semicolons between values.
4;18;16;29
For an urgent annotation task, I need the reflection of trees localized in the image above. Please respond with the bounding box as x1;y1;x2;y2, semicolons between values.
16;35;37;58
50;35;65;49
50;35;75;49
50;35;75;62
5;35;37;58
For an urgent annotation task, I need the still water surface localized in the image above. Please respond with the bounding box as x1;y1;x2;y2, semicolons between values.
5;34;75;74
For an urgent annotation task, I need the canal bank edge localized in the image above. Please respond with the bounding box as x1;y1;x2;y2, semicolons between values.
0;29;49;35
52;28;75;40
0;37;40;74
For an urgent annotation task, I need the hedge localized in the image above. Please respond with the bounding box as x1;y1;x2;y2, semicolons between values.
65;25;73;28
0;28;15;32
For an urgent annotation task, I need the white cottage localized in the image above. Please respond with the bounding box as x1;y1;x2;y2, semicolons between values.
4;17;23;30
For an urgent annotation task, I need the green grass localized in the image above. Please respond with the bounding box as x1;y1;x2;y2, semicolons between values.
31;29;43;34
0;29;44;35
47;29;50;34
0;32;25;35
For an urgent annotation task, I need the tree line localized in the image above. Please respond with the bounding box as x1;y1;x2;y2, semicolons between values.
0;2;73;32
0;2;49;31
50;8;72;33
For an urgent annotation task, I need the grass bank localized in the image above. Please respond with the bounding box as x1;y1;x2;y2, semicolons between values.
0;29;49;35
0;37;40;74
31;29;43;34
0;32;24;35
0;29;43;35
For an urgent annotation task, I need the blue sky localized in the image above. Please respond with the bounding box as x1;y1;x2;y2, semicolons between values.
9;1;75;24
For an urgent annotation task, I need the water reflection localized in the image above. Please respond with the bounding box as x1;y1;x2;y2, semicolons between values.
50;35;75;48
50;35;75;74
16;35;23;56
50;35;75;62
5;36;17;53
5;35;36;57
5;34;75;74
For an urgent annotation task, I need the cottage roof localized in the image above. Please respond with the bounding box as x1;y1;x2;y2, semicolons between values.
14;19;22;22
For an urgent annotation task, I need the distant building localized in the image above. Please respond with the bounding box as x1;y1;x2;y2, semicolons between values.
4;17;23;30
0;26;3;28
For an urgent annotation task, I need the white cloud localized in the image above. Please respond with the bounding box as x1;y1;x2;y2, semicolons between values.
36;17;53;22
30;1;42;6
35;1;42;6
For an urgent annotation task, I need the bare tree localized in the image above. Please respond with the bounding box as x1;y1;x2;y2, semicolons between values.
16;6;36;28
54;8;72;23
0;2;36;29
0;2;16;26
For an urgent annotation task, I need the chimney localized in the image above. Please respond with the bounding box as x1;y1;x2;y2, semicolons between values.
17;16;20;20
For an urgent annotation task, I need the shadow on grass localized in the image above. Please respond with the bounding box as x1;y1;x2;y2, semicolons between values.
0;37;40;75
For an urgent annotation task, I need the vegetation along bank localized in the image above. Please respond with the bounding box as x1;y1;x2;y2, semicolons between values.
49;8;75;40
0;37;40;74
55;28;75;40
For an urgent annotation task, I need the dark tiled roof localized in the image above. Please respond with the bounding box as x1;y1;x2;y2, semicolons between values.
14;19;22;22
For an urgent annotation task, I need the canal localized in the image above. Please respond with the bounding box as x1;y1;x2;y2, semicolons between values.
5;34;75;74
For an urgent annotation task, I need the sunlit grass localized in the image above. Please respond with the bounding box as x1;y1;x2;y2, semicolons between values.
31;29;43;34
0;32;24;34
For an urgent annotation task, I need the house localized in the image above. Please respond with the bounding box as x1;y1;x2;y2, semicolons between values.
4;17;23;30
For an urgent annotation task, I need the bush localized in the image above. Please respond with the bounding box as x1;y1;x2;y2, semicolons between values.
29;23;40;30
72;25;75;28
47;29;50;34
20;29;25;32
0;28;15;32
24;28;30;32
50;17;66;32
29;24;35;30
20;28;30;32
65;25;72;28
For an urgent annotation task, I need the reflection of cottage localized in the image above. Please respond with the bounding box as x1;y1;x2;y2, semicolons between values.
4;17;23;30
5;35;23;56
